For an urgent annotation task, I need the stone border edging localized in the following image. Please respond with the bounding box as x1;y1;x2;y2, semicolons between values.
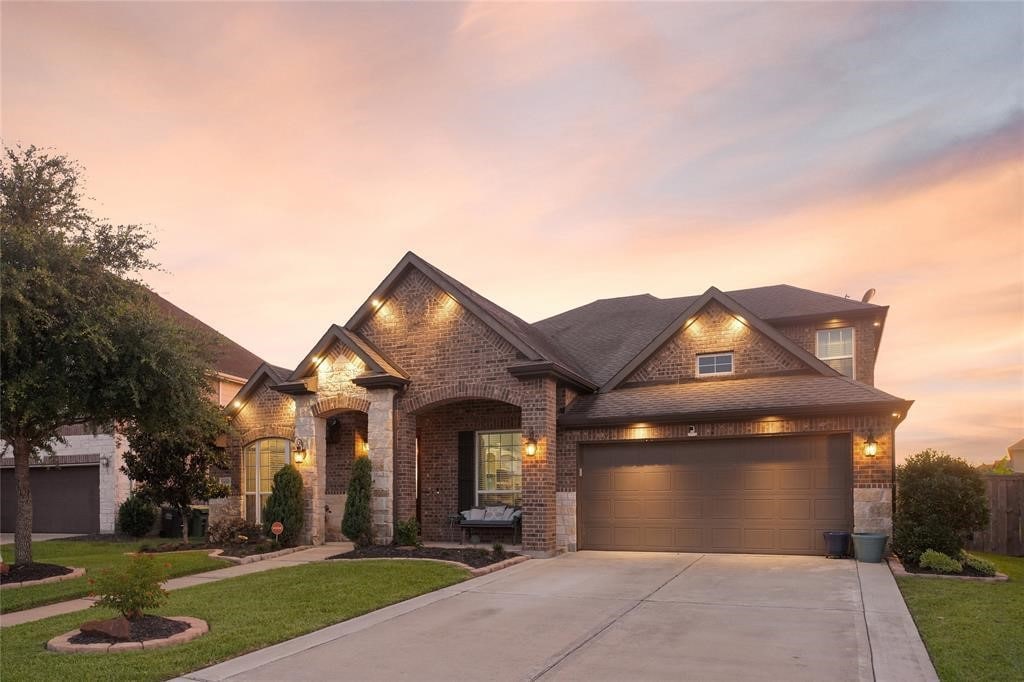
0;567;85;590
127;545;310;564
327;553;529;576
46;616;208;654
888;556;1008;582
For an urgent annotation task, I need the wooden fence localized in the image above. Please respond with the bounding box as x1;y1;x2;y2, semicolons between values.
967;474;1024;556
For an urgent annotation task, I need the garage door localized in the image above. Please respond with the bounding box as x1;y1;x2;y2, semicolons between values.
579;434;851;555
0;466;100;534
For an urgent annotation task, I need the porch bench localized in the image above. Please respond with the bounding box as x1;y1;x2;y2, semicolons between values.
459;505;522;545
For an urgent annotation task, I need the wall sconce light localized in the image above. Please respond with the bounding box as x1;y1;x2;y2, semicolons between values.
293;438;307;464
864;433;878;458
687;425;697;437
524;435;538;457
99;456;111;469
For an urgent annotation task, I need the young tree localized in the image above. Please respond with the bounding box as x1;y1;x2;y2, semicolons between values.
120;398;230;543
342;455;373;547
262;465;304;546
1;145;218;563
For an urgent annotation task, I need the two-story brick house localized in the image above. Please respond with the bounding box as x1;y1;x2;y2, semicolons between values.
216;252;911;556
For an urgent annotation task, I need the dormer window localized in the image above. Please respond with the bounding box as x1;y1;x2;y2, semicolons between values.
816;327;855;377
697;352;733;377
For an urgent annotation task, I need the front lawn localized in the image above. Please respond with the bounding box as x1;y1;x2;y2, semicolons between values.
897;552;1023;682
0;539;228;614
0;560;467;681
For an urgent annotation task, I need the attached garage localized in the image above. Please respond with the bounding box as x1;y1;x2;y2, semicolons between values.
578;434;852;555
0;465;100;534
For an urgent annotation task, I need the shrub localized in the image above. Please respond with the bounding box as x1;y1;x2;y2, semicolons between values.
394;518;420;547
961;552;997;576
918;549;962;574
118;496;157;538
90;554;169;619
208;518;263;545
492;542;505;557
343;455;373;547
262;465;304;546
892;449;989;564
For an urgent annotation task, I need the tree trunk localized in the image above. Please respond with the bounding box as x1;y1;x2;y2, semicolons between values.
180;507;190;544
13;437;34;565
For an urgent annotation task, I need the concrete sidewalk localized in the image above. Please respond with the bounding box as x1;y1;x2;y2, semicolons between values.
1;543;350;628
179;552;937;682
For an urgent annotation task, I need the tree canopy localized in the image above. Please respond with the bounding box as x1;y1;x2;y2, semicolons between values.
1;145;223;562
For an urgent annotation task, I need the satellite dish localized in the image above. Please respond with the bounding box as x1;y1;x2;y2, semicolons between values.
861;288;876;303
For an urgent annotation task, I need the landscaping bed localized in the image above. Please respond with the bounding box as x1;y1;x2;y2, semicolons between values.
896;558;1003;579
329;545;519;569
69;615;188;645
0;562;73;585
139;540;281;558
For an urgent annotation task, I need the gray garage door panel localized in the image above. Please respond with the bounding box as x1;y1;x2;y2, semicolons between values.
0;466;100;534
579;435;852;555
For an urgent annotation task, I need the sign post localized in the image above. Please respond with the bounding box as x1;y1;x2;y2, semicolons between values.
271;521;284;544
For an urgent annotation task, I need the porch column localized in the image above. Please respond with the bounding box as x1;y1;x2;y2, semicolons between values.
293;394;327;545
367;387;397;544
520;376;558;556
394;407;417;523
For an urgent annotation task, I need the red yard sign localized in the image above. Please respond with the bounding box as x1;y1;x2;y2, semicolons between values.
271;521;284;540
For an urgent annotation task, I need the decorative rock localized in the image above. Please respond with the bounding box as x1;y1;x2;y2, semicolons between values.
80;616;131;641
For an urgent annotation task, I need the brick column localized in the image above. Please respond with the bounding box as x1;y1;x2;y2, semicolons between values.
367;387;397;544
520;376;558;556
394;407;417;524
294;394;327;545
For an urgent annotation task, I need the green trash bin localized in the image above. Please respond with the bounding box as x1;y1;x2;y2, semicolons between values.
852;533;888;563
189;508;209;539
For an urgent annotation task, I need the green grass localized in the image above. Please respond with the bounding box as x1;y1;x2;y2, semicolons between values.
897;552;1024;682
0;560;467;681
1;539;228;614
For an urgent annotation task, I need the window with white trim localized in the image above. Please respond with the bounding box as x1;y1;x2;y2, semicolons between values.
816;327;855;377
243;438;290;523
696;352;733;377
476;430;522;507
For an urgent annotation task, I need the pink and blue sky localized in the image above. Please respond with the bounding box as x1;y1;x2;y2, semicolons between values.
3;2;1021;463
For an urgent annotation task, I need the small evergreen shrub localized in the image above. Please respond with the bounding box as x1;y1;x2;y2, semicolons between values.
343;456;373;547
918;549;962;574
90;554;169;620
892;449;989;564
118;496;158;538
208;518;263;545
394;518;420;547
262;465;304;546
961;552;997;576
492;542;505;557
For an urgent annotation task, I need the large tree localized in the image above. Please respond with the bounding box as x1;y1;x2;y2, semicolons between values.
1;145;218;563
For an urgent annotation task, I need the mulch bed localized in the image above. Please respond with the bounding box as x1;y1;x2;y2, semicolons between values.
139;540;280;558
900;561;992;578
0;562;73;585
68;616;189;644
329;545;519;569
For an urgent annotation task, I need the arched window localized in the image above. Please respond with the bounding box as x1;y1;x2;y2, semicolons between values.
243;438;290;523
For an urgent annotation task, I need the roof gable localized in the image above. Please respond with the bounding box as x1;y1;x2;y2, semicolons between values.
288;325;407;382
224;362;289;416
600;287;841;392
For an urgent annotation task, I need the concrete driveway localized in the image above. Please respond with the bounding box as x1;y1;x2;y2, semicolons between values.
182;552;936;682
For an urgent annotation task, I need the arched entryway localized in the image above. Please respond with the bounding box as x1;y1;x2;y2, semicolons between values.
319;407;369;541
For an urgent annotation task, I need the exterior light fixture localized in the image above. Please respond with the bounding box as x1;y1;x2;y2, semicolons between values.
864;433;878;458
873;321;881;327
361;440;370;455
232;400;241;408
371;299;382;308
524;436;538;457
687;425;697;437
293;438;307;464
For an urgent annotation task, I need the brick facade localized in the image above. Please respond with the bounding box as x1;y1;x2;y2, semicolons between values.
777;316;880;385
626;300;806;384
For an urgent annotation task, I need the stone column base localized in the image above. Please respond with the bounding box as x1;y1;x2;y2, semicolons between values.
854;487;893;535
556;492;577;552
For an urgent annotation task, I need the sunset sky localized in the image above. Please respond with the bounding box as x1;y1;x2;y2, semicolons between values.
3;2;1021;464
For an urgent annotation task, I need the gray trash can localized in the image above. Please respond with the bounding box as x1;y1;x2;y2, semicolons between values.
852;533;888;563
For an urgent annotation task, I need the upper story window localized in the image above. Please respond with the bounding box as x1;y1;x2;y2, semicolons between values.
816;327;855;377
696;352;733;377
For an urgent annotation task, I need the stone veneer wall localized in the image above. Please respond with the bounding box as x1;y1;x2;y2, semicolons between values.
555;491;577;552
556;414;896;551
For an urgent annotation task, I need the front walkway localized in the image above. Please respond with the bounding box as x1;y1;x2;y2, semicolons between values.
179;552;937;682
0;533;83;544
1;544;349;628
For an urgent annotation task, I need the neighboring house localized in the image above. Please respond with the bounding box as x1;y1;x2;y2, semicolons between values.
0;294;263;535
1009;438;1024;473
217;252;911;556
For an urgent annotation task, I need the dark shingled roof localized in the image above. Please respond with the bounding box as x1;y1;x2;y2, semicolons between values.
533;286;884;386
560;375;908;425
149;292;264;380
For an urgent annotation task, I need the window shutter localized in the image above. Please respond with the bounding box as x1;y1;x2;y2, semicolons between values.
458;431;476;512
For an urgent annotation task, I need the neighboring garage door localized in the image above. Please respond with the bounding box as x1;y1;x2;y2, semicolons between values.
0;466;100;534
579;434;851;555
